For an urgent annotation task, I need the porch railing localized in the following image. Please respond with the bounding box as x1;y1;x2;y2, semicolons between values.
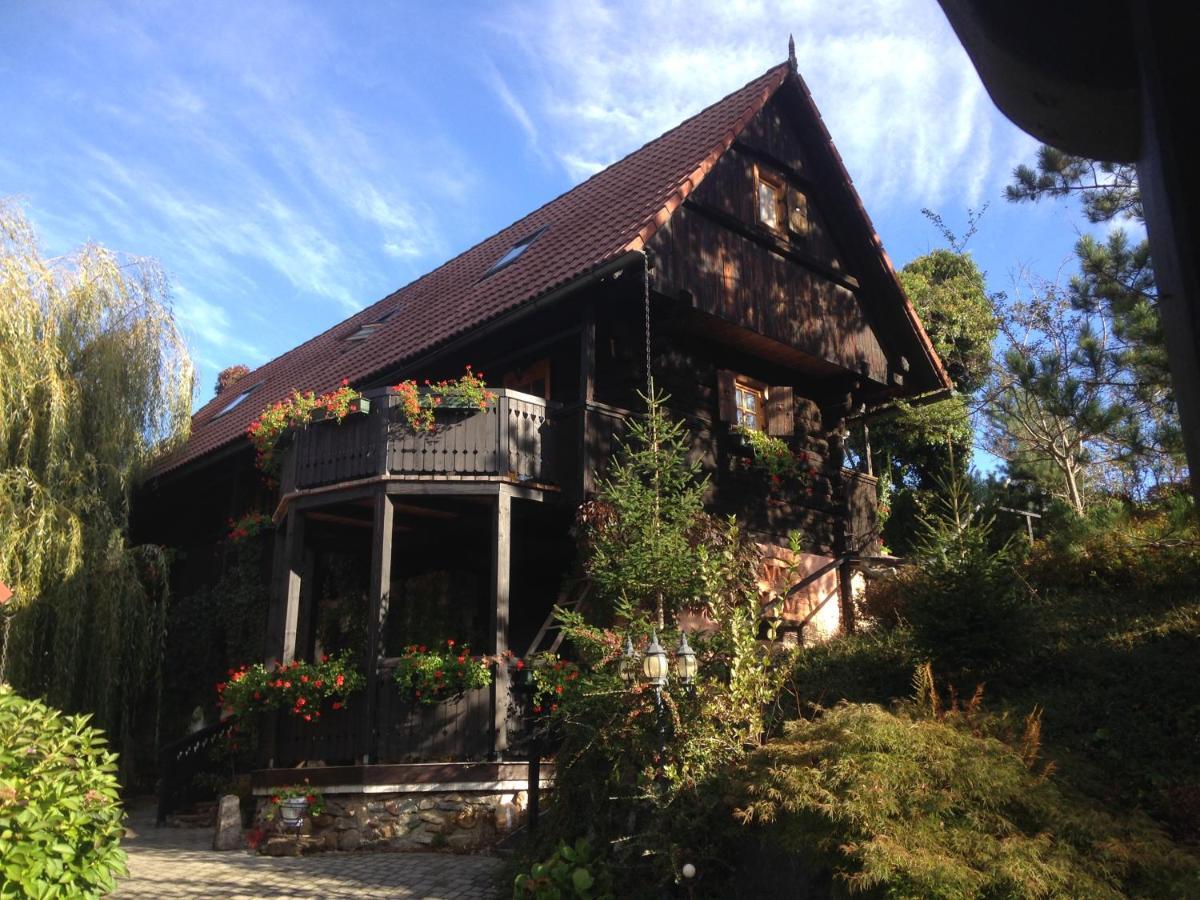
288;389;558;491
272;683;495;766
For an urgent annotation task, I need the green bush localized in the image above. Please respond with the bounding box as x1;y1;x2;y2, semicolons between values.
738;700;1200;899
1025;496;1200;595
787;627;917;710
904;473;1032;675
514;839;614;899
0;685;127;897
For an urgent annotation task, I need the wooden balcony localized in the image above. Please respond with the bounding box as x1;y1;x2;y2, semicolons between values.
281;388;559;494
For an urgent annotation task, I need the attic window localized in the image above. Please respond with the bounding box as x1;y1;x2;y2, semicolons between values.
347;307;398;341
213;380;264;419
348;323;383;341
482;226;549;278
754;165;786;233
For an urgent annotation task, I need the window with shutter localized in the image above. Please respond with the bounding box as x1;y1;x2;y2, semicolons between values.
735;382;765;430
718;369;776;432
754;165;786;233
766;385;794;436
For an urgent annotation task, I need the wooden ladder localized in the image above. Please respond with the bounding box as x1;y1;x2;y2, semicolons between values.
523;580;591;659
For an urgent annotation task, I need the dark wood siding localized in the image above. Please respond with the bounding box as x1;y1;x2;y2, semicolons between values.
650;205;887;381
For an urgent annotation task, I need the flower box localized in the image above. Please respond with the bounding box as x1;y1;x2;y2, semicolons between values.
311;396;370;423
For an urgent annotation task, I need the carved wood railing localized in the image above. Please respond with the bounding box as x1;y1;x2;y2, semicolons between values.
288;389;558;490
271;683;496;766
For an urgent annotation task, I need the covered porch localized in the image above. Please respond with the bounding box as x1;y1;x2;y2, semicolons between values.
259;388;569;770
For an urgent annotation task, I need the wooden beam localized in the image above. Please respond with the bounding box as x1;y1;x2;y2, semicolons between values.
578;300;597;502
362;489;394;764
294;547;316;663
384;480;546;501
490;488;512;759
304;511;375;529
264;526;289;668
391;502;460;520
280;509;306;664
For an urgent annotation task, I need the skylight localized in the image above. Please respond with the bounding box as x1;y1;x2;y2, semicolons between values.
482;225;549;278
348;323;383;341
347;306;399;341
213;380;264;418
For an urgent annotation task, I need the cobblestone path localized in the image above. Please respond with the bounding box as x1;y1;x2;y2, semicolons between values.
113;803;504;899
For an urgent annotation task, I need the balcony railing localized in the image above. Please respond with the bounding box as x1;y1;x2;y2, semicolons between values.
285;388;558;491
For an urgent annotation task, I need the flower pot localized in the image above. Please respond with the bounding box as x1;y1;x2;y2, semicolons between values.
279;797;308;827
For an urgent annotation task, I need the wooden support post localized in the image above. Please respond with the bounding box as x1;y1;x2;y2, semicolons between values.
362;489;394;764
528;735;541;831
863;422;874;477
280;509;306;664
578;300;596;502
490;488;512;759
264;526;290;667
294;548;316;662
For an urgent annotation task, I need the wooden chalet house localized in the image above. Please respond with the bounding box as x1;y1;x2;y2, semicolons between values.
141;49;948;806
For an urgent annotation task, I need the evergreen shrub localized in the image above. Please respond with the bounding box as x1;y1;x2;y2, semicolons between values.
737;695;1199;899
903;473;1032;675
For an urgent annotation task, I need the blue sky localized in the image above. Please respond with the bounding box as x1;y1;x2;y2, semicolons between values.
1;0;1107;465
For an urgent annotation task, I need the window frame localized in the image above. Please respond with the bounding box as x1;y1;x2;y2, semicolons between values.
754;164;786;234
212;380;265;420
734;378;766;431
481;225;550;279
503;358;552;401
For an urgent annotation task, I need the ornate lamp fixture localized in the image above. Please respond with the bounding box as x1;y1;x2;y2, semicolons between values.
674;631;697;686
641;630;669;688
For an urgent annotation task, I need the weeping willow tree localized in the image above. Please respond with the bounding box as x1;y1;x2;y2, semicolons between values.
0;200;194;766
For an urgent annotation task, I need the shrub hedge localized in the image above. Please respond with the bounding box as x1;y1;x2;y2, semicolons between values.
0;685;127;897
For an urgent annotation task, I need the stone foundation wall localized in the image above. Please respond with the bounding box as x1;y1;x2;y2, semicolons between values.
254;790;528;855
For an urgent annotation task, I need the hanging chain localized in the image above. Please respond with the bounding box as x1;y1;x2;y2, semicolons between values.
643;249;665;628
643;250;653;399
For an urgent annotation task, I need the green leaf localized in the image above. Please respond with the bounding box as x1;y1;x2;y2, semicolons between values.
571;867;595;893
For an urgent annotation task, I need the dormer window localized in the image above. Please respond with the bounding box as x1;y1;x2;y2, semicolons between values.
755;165;786;233
482;225;549;278
213;380;264;419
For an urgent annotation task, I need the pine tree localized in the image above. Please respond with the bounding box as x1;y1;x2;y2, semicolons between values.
983;278;1145;513
583;389;707;629
1005;146;1183;490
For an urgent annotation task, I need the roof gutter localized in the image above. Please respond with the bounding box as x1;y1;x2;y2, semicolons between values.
363;250;645;388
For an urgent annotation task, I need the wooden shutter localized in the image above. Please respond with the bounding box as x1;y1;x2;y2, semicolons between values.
788;188;810;236
766;385;794;436
717;370;737;423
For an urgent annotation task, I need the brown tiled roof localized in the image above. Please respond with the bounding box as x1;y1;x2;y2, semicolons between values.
155;62;791;476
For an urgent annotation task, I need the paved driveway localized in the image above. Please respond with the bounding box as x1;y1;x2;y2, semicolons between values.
114;804;504;899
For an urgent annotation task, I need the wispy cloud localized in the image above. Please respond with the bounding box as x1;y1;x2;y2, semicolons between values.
486;0;1036;215
482;57;541;153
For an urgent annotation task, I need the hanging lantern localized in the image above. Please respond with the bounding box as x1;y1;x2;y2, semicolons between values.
674;631;697;685
620;634;639;685
642;630;669;687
